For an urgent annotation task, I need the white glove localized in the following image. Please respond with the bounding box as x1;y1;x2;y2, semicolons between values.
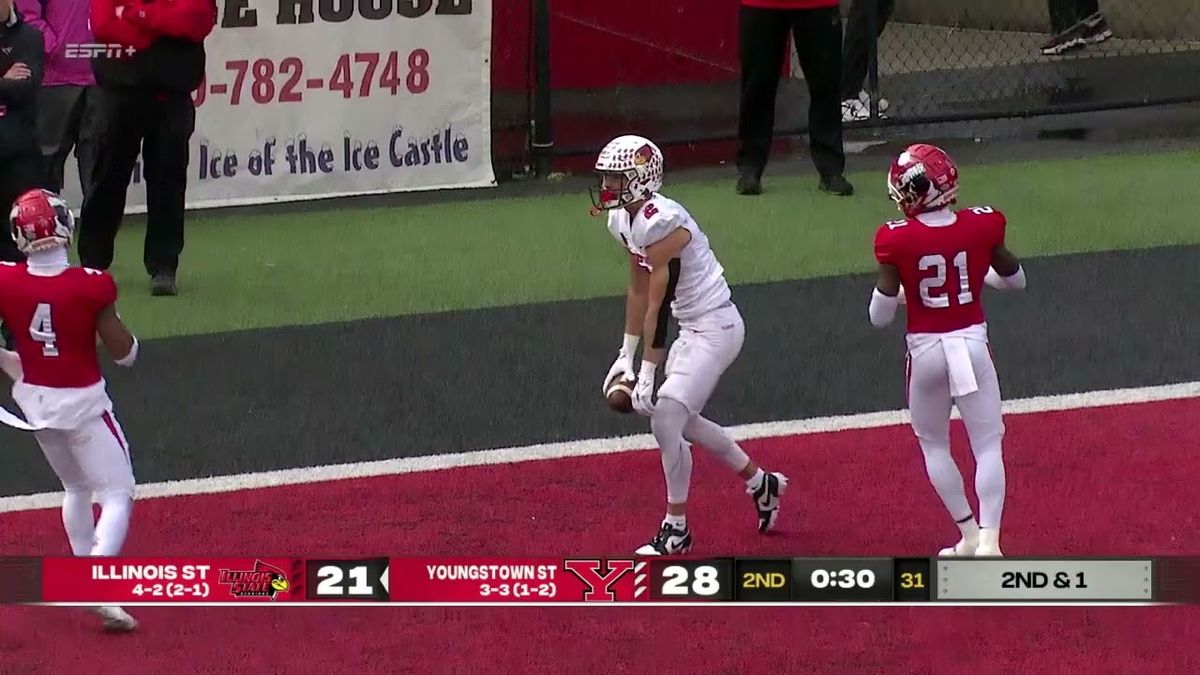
0;349;22;382
602;333;640;394
632;360;658;417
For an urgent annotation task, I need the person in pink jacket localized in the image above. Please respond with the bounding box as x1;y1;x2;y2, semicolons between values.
18;0;96;196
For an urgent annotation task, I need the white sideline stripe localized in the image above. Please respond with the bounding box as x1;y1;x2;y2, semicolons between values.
1;381;1196;515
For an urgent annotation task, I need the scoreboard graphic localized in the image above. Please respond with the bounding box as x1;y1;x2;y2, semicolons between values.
3;556;1196;606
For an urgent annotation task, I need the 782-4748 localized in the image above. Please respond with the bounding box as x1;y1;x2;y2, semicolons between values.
191;50;430;107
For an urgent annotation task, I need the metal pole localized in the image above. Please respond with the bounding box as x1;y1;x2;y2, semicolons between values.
531;0;554;177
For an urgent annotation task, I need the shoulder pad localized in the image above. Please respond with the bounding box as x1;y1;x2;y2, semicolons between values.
634;199;685;248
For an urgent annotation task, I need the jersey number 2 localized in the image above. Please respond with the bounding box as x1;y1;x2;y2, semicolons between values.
29;303;59;357
917;251;973;308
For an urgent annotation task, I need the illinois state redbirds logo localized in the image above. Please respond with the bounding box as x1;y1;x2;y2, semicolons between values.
218;560;292;600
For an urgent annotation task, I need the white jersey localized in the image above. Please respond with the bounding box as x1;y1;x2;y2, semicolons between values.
607;193;732;324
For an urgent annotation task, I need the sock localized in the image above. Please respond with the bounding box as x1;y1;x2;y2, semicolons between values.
90;494;133;557
61;490;96;556
745;468;765;491
979;527;1000;550
651;398;694;504
956;515;980;542
683;415;751;472
664;514;686;530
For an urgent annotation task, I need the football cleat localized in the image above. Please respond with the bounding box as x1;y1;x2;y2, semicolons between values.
90;605;137;633
749;472;788;533
938;538;979;557
975;528;1003;557
635;521;693;556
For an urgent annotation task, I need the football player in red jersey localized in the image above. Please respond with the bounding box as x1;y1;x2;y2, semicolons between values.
869;144;1026;558
1;189;140;631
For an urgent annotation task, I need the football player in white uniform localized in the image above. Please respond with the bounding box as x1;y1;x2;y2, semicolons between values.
592;135;788;555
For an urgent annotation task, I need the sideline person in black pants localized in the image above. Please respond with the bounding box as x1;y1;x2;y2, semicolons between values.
840;0;894;122
1041;1;1111;55
736;0;852;197
79;0;216;296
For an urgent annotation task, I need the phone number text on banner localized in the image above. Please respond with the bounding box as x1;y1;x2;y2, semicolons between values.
67;0;495;212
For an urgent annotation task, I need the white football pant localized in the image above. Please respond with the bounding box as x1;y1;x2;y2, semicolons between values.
906;337;1006;530
35;411;136;557
652;304;751;504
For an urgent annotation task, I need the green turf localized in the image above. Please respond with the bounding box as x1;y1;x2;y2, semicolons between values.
101;149;1200;339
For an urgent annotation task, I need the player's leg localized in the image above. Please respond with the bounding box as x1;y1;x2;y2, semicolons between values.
69;412;138;632
637;395;695;556
69;412;136;558
35;429;97;556
665;312;788;532
907;345;978;555
954;341;1007;556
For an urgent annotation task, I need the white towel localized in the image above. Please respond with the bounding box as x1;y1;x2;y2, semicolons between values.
0;405;44;431
942;336;979;398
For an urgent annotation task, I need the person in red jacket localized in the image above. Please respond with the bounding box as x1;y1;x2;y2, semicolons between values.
78;0;216;296
736;0;852;197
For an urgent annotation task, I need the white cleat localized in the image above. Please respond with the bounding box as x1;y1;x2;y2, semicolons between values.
90;606;138;633
938;538;979;557
976;528;1003;557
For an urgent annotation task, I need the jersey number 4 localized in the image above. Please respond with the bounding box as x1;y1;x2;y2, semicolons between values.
29;303;59;357
917;251;973;308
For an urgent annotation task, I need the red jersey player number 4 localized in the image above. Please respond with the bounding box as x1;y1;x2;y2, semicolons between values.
0;189;142;633
868;144;1026;561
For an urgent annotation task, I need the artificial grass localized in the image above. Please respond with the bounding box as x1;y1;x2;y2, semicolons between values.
96;149;1200;339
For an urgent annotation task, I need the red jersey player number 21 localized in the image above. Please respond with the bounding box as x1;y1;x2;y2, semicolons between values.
868;144;1026;562
1;189;142;633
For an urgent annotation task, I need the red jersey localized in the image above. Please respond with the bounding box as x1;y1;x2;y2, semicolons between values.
0;262;117;388
874;206;1007;334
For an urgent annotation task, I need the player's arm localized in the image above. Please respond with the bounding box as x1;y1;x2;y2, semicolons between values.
985;243;1026;291
869;263;903;328
641;227;690;367
97;305;139;366
870;225;904;328
624;254;649;343
602;254;649;393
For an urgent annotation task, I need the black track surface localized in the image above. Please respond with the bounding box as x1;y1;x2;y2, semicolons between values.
1;244;1195;497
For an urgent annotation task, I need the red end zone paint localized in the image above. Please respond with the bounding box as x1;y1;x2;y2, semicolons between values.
0;398;1197;672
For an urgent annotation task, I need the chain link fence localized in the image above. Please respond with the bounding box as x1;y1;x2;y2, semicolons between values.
492;0;1200;174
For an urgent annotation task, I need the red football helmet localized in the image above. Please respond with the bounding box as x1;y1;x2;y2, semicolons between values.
9;189;75;255
887;144;959;217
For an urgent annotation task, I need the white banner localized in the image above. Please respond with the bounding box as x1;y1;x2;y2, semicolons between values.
60;0;495;212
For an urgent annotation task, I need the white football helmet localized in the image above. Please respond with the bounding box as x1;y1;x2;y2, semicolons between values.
590;135;664;211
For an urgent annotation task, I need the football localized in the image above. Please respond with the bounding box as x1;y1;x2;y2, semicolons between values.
605;374;637;413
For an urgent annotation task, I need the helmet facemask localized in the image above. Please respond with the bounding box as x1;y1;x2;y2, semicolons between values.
590;170;640;212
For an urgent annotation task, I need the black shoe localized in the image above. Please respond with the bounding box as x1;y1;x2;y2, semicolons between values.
819;174;854;196
1041;20;1089;55
151;273;177;296
736;169;762;195
634;521;693;556
1082;13;1112;45
749;472;788;533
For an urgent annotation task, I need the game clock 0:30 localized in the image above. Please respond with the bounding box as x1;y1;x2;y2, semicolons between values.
792;558;894;602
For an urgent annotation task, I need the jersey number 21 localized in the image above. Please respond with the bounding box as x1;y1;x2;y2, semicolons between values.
917;251;973;309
